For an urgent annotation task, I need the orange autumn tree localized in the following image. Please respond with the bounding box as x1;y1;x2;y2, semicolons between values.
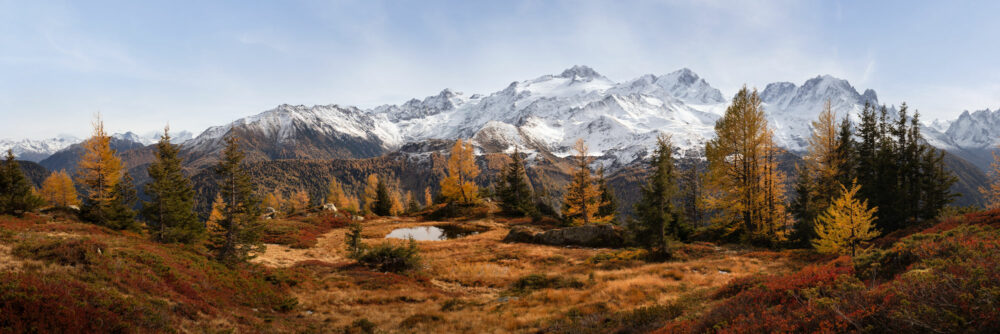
440;139;480;205
76;115;123;223
980;145;1000;209
40;170;80;208
704;86;789;245
562;139;603;225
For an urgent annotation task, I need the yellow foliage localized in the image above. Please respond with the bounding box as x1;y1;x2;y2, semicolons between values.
325;177;347;208
980;148;1000;209
289;190;310;213
704;87;789;243
363;174;379;213
424;186;433;207
206;193;227;251
75;116;123;207
813;181;879;256
562;139;601;225
40;170;79;207
440;139;480;204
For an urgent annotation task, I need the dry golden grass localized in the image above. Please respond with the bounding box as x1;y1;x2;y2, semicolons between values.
254;217;805;333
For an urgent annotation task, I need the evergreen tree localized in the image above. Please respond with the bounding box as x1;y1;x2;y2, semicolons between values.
561;139;601;225
0;150;44;215
596;167;618;223
76;116;123;224
704;86;788;244
790;163;820;246
372;176;393;216
143;128;202;244
345;220;365;258
813;181;879;256
834;116;857;188
40;169;80;208
440;139;480;205
497;148;536;216
678;159;706;227
852;103;955;231
211;137;265;266
103;172;140;231
632;135;687;254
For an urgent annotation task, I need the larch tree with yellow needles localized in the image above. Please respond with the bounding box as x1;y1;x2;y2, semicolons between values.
440;139;480;205
40;170;80;208
980;147;1000;210
562;139;601;225
76;116;124;224
813;181;879;256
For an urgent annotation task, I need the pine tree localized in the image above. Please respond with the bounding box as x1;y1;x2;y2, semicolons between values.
440;139;480;205
325;177;347;209
363;174;379;214
497;148;535;216
834;116;857;188
371;176;393;216
632;135;687;254
143;128;202;244
704;86;788;244
345;220;365;258
813;181;879;256
852;103;955;231
211;137;265;266
562;139;601;225
596;167;618;223
103;172;140;231
0;150;44;215
76;116;123;224
980;148;1000;209
678;159;706;227
40;169;80;208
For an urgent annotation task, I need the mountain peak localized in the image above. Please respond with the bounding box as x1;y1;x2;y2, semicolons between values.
559;65;602;79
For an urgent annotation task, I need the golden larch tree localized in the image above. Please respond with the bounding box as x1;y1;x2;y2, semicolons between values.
40;170;80;207
205;193;227;252
813;181;879;256
76;116;123;221
363;174;379;213
289;189;310;214
424;186;433;207
704;86;788;244
562;139;601;225
440;139;480;204
325;177;347;208
980;147;1000;209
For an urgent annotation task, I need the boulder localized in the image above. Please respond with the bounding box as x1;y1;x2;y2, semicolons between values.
503;224;624;248
502;226;541;243
322;203;338;212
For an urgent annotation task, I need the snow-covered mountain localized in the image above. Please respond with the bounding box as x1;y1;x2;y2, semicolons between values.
0;136;81;162
181;66;884;168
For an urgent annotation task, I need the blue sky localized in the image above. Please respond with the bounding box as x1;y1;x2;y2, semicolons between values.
2;0;999;139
